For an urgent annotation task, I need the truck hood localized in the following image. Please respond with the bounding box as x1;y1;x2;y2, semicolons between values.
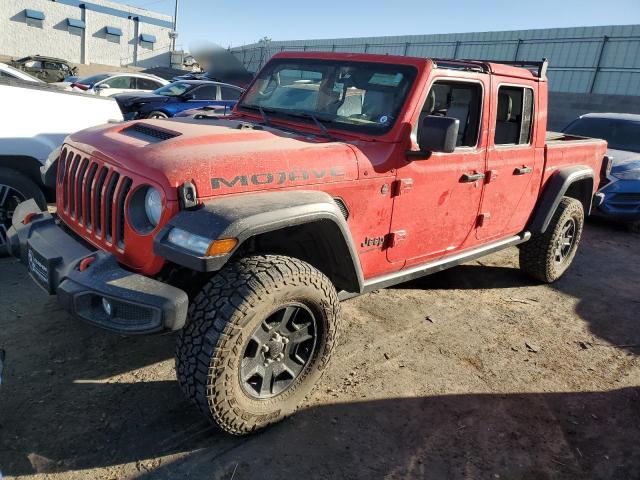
66;118;359;200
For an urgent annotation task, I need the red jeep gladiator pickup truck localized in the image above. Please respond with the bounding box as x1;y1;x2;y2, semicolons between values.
8;52;608;434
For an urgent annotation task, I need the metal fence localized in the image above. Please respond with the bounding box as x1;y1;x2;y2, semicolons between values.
231;25;640;96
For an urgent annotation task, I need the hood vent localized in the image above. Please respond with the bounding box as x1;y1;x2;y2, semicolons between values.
122;123;181;143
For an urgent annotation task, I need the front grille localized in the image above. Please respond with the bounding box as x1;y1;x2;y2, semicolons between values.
57;147;133;251
611;193;640;203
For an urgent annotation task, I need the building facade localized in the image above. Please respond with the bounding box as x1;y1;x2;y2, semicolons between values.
0;0;173;68
232;24;640;97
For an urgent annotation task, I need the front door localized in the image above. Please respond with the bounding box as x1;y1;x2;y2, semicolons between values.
476;82;540;240
388;78;488;265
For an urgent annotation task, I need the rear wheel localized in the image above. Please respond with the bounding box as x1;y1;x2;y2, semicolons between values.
0;168;46;256
147;111;169;119
175;254;340;435
519;197;584;282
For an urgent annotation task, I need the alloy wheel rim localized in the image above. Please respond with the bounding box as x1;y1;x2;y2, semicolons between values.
240;303;318;399
0;184;25;250
554;218;576;264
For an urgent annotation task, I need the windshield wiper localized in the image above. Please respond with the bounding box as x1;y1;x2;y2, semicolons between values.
285;111;340;141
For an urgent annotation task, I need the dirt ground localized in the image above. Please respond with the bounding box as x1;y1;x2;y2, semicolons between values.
0;218;638;480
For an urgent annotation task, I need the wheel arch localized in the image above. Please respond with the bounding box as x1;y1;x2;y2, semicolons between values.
527;165;594;234
154;190;364;294
0;155;46;187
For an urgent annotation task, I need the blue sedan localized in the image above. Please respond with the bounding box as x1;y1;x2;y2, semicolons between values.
114;80;243;120
564;113;640;224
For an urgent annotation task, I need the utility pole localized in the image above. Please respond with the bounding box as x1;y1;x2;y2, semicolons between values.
171;0;179;51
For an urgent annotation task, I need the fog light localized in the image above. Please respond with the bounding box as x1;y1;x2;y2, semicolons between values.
102;298;113;317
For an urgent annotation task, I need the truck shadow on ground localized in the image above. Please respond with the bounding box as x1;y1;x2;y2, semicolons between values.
392;220;640;356
3;381;640;479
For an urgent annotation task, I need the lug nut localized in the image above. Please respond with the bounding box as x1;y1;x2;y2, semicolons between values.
282;337;289;344
261;345;269;353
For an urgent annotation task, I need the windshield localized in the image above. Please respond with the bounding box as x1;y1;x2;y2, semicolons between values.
77;74;109;85
564;117;640;153
239;59;417;135
153;82;192;96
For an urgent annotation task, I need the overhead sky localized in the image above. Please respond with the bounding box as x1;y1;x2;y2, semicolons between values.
114;0;640;51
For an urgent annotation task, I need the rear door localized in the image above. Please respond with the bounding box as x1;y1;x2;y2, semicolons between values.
136;77;164;92
187;84;219;109
476;81;540;240
99;75;135;96
388;77;489;265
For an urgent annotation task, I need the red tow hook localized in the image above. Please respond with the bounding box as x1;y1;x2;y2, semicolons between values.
22;212;40;225
78;256;97;272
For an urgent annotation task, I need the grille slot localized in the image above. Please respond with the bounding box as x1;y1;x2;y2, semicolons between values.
104;172;120;243
84;163;98;228
94;167;108;235
115;178;132;248
66;155;80;214
57;148;133;250
75;159;89;224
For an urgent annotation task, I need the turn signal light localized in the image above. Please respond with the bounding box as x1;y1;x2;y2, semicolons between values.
206;238;238;256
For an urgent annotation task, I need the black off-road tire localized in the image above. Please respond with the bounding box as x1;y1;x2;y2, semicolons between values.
519;197;584;283
175;254;341;435
0;168;46;257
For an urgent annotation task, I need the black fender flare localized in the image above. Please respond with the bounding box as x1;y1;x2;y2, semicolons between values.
527;165;594;234
154;190;364;293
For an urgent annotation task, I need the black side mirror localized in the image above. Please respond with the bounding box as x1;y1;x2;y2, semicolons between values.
417;115;460;154
182;92;196;100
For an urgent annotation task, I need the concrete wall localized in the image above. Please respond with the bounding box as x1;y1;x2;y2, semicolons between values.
548;92;640;131
0;0;172;67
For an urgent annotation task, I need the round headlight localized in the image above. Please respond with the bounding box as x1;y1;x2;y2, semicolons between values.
144;187;162;226
129;185;162;234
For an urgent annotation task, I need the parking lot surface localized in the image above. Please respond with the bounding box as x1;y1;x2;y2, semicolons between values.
0;219;638;479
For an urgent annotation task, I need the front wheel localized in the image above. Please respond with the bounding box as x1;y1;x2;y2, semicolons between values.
175;255;340;435
146;111;169;119
0;168;46;256
519;197;584;282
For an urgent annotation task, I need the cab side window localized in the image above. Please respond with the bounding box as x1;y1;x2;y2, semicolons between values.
495;86;534;145
419;81;482;147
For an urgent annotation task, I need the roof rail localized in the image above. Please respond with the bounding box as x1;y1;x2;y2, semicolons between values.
431;58;549;79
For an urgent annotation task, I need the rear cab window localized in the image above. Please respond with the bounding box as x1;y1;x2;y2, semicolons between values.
495;86;534;145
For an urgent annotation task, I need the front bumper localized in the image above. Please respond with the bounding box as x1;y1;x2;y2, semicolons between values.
597;179;640;221
7;200;188;334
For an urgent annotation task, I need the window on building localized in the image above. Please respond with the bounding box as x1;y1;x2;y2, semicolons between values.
140;34;156;50
67;18;85;36
419;81;483;148
494;86;534;145
105;26;122;44
25;9;44;28
221;86;243;100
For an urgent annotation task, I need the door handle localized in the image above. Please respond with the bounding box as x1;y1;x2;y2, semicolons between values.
460;172;485;183
514;166;533;175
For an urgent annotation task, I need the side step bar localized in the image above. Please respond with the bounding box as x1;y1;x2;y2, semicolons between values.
339;232;531;301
